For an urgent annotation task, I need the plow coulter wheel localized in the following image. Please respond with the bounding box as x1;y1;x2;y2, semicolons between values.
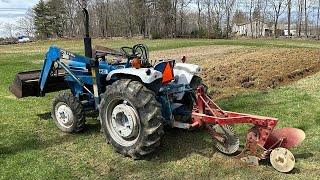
99;79;164;159
270;147;295;173
208;125;240;155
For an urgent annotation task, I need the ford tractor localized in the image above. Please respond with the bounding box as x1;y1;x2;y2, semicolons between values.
9;7;305;173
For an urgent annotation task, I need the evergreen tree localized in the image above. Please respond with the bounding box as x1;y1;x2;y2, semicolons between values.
33;0;51;39
47;0;66;37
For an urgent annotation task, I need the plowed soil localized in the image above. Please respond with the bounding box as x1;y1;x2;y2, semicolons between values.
151;46;320;98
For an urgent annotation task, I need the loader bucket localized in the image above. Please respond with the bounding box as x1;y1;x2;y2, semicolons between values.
264;127;306;149
9;70;69;98
9;70;41;98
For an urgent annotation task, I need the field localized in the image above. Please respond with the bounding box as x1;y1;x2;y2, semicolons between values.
0;38;320;179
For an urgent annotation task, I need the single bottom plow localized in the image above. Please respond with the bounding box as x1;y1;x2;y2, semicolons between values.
189;86;305;172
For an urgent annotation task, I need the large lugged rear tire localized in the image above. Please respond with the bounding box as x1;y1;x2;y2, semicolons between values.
99;79;164;159
51;92;85;133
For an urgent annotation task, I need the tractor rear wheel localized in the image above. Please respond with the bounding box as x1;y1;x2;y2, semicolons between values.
99;79;164;159
51;92;85;133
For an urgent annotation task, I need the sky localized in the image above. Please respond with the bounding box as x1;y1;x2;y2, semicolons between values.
0;0;39;37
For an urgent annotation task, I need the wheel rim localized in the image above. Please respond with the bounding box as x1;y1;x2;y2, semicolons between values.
270;147;295;172
209;124;240;154
105;98;140;147
55;102;74;128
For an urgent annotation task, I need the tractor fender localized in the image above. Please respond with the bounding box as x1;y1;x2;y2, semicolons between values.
173;63;201;100
106;68;163;84
173;63;201;85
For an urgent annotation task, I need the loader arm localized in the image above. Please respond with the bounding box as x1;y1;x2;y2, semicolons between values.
39;46;93;96
38;46;94;97
38;46;60;96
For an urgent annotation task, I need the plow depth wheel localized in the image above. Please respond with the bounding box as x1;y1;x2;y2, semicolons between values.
270;147;295;173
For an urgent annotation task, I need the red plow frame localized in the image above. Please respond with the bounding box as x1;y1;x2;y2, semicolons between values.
187;86;305;172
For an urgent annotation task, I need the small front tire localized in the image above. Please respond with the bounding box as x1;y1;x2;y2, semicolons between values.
51;92;85;133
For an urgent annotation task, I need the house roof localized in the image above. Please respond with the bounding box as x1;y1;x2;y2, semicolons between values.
234;20;269;26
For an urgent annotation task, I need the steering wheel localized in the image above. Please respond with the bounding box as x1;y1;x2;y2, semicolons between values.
120;47;135;58
120;44;151;67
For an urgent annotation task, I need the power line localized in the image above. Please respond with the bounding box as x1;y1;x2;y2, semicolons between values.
0;8;28;12
0;8;28;10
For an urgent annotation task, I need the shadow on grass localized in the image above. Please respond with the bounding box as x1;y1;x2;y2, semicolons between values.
37;112;51;120
142;128;219;163
1;112;101;157
34;112;269;166
295;152;314;159
0;133;75;157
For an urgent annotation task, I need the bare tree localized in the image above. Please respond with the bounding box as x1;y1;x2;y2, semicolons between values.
304;0;318;37
317;0;320;39
287;0;291;36
196;0;203;37
178;0;191;36
17;9;35;37
305;0;308;37
270;0;287;37
204;0;212;37
172;0;179;37
261;0;268;36
248;0;255;38
3;23;15;38
225;0;236;39
297;0;303;36
24;0;320;40
213;0;224;33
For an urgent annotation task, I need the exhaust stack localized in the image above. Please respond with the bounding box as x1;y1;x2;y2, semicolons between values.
82;7;92;58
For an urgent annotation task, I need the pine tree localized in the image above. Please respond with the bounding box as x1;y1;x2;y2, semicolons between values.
33;0;51;39
47;0;66;37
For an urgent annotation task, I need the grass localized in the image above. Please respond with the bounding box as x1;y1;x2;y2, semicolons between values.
0;38;319;179
1;38;319;56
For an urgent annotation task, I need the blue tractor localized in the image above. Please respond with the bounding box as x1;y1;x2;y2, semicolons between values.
9;8;205;159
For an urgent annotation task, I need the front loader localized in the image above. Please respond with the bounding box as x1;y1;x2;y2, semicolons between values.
9;7;305;173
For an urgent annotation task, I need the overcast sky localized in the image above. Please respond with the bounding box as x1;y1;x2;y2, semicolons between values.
0;0;38;37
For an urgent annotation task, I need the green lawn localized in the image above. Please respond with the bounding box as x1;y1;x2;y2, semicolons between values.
0;39;319;179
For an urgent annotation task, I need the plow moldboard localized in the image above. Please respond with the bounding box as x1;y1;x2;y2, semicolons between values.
265;127;306;149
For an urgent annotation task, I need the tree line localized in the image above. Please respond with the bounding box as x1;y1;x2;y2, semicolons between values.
13;0;320;39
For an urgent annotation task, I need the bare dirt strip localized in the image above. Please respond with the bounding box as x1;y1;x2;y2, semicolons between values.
151;45;320;98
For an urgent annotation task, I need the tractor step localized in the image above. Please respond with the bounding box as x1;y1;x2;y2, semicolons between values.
9;70;69;98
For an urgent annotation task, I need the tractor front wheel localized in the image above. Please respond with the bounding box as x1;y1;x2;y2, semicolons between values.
99;79;164;159
51;92;85;133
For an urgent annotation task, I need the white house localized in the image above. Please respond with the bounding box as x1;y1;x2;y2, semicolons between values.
284;29;297;36
278;24;297;36
232;21;273;37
